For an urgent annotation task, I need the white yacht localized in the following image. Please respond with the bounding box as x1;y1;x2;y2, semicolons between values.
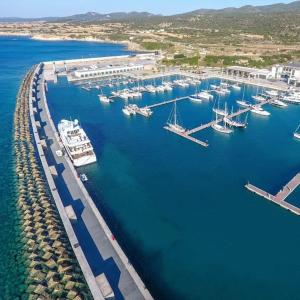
212;123;233;134
139;107;153;117
98;94;111;103
189;94;203;103
145;85;157;93
282;95;300;104
237;100;251;107
270;99;287;107
163;83;173;91
252;95;265;102
266;90;278;97
122;105;136;116
250;106;270;116
58;119;97;167
199;91;213;100
231;84;241;90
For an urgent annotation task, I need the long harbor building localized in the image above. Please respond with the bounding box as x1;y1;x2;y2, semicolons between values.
19;62;154;299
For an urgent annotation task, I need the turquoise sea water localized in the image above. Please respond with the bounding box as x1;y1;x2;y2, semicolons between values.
1;36;300;300
0;36;131;298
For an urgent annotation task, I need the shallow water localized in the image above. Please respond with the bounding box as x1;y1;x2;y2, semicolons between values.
47;74;300;299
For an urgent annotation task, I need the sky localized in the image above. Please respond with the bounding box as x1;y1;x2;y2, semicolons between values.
0;0;294;17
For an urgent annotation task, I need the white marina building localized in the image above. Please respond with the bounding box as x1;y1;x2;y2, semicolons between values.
271;63;300;86
73;63;144;79
224;66;273;80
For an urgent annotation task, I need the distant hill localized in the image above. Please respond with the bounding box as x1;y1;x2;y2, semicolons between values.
0;11;157;23
179;0;300;15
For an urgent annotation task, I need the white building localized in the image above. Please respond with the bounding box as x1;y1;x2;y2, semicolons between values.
73;64;144;79
225;66;272;80
271;63;300;85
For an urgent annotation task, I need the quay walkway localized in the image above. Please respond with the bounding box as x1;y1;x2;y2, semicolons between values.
31;64;153;300
245;173;300;215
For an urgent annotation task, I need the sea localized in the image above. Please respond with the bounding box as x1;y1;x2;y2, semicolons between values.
1;36;300;300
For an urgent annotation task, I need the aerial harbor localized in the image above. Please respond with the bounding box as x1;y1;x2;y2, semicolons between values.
1;0;300;299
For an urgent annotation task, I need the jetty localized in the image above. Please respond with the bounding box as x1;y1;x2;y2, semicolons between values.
165;100;268;147
245;173;300;215
23;63;154;299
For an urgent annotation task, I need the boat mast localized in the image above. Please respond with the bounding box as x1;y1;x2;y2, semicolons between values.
174;101;177;126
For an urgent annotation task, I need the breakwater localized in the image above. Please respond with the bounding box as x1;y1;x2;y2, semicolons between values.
14;67;92;299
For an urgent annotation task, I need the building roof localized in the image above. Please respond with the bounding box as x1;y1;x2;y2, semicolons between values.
286;62;300;69
227;65;270;75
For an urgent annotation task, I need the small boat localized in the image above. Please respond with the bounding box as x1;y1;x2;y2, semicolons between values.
212;123;233;134
122;105;136;116
270;99;287;107
156;85;165;93
98;94;111;103
220;82;230;88
252;95;265;102
189;94;203;103
199;91;213;100
224;110;247;128
251;106;270;116
163;83;173;91
80;174;88;182
211;105;233;134
266;90;278;97
294;124;300;139
282;96;300;104
237;100;251;107
213;101;228;117
221;88;230;94
139;107;153;117
145;85;156;93
174;80;189;88
231;84;241;90
214;89;226;96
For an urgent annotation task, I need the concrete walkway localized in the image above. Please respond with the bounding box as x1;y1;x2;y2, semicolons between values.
34;68;153;300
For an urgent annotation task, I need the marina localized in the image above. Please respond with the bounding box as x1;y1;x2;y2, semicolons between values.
4;37;300;300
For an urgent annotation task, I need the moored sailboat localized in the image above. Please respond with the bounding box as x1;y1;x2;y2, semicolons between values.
166;101;186;133
294;124;300;139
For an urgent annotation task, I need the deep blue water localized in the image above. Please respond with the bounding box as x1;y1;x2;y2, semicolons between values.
1;36;300;300
47;72;300;299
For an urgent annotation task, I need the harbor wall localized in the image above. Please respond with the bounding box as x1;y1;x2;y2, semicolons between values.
31;63;154;300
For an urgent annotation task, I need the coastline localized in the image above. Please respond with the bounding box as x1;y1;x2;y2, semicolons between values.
0;32;143;51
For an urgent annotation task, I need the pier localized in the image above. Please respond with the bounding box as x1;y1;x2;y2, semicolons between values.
164;126;209;147
144;96;189;109
28;64;153;299
245;173;300;215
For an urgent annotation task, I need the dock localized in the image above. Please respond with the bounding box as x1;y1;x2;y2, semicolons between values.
165;100;269;147
164;126;209;147
245;173;300;215
145;96;189;109
187;101;267;135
